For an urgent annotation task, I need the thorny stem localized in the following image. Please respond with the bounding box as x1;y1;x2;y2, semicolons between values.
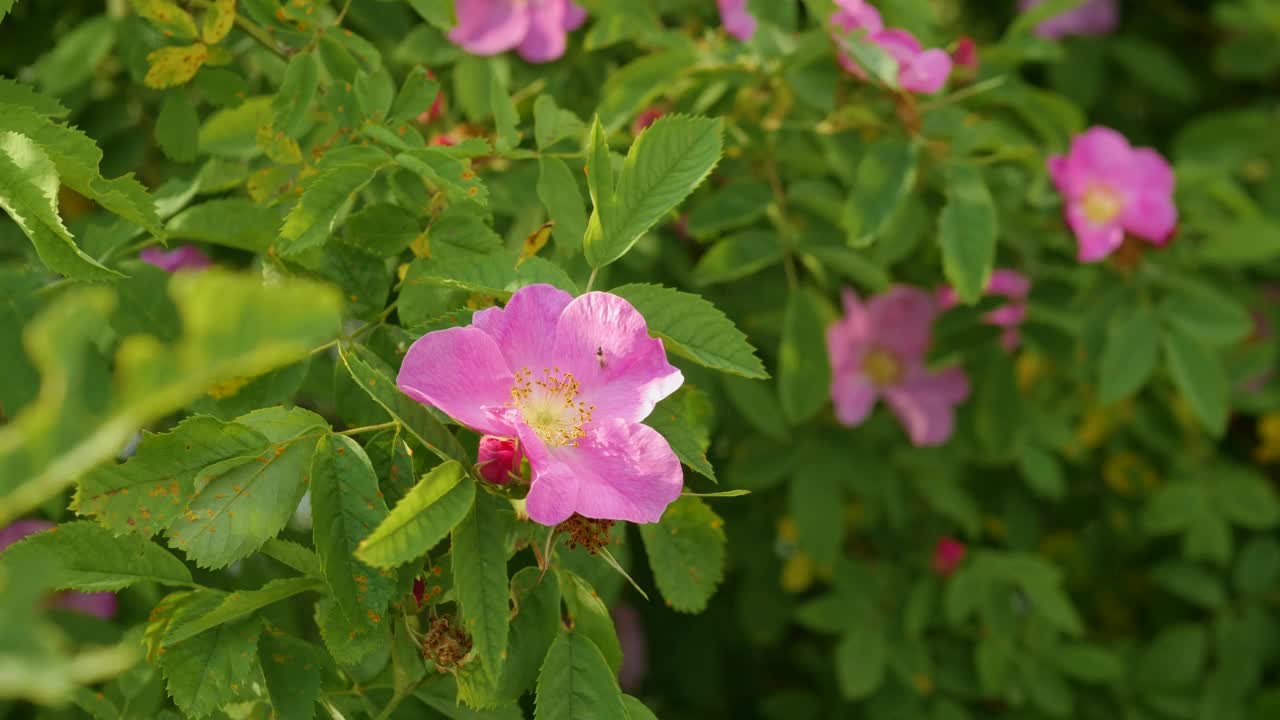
337;420;399;436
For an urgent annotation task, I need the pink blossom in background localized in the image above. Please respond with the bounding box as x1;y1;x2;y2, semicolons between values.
612;603;648;691
718;0;757;42
932;537;967;576
140;245;210;273
398;284;684;525
449;0;588;64
938;269;1031;351
1048;126;1177;262
952;36;979;71
631;107;664;136
1018;0;1119;39
827;286;970;447
0;520;117;619
476;435;524;485
831;0;952;94
415;69;446;124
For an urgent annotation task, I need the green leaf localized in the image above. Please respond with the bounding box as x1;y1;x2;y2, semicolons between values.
610;283;767;379
585;115;722;268
396;147;488;204
338;344;470;464
0;77;69;119
837;32;899;87
559;571;623;674
1053;644;1125;684
200;0;235;44
131;0;199;39
779;288;831;424
158;614;261;718
167;198;279;252
638;496;726;613
1136;623;1207;691
260;538;321;577
538;156;588;257
452;491;512;680
686;180;773;238
594;48;696;134
389;66;440;126
490;73;519;152
1213;465;1280;530
622;696;658;720
346;202;420;257
75;415;267;536
497;567;562;702
259;630;328;720
402;250;578;305
790;454;845;567
144;44;209;89
165;578;322;645
720;375;789;441
843;140;918;246
356;460;474;568
273;52;320;138
533;94;586;150
164;407;328;569
0;132;120;280
1;520;192;591
938;162;996;304
1198;218;1280;266
1159;285;1253;347
316;596;387;666
1164;329;1228;435
311;434;397;630
534;629;628;720
834;623;887;700
1150;562;1226;609
692;230;784;286
645;386;716;481
279;163;380;255
1016;445;1066;501
0;272;342;526
1098;305;1160;404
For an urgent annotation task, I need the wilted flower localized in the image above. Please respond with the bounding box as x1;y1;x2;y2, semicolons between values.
1018;0;1119;39
937;269;1031;351
1048;126;1177;262
0;520;117;619
931;537;966;576
448;0;588;64
140;245;210;272
718;0;757;42
831;0;952;94
398;284;684;525
827;286;970;446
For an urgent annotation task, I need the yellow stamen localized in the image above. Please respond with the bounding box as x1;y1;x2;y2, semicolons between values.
862;348;903;387
508;368;594;447
1082;185;1122;224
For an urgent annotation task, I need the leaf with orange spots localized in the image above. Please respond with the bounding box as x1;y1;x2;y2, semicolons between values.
144;44;209;90
1;520;193;591
200;0;236;44
130;0;199;39
260;629;329;720
157;595;262;718
452;491;513;683
164;577;322;645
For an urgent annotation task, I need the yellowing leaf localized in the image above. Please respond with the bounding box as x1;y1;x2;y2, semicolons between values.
255;123;303;164
145;44;209;89
201;0;236;44
519;221;553;264
131;0;199;39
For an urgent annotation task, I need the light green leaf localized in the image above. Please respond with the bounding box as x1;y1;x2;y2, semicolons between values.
778;288;831;424
274;52;319;138
311;434;397;629
645;386;717;482
0;77;69;119
534;629;628;720
1159;285;1253;347
131;0;198;39
155;92;200;163
559;571;623;674
338;344;470;464
686;180;773;238
452;491;512;680
260;538;321;577
610;283;767;379
389;66;440;126
490;73;519;153
622;696;658;720
402;250;578;303
533;94;585;150
639;496;726;613
167;198;279;252
259;630;328;720
158;611;261;718
356;460;474;568
497;568;562;703
586;115;722;268
692;230;784;286
843;140;918;247
938;162;996;304
537;156;588;257
1;520;192;591
1164;329;1228;435
279;163;380;255
165;578;322;645
1098;305;1160;404
165;408;327;569
594;48;696;134
396;147;488;205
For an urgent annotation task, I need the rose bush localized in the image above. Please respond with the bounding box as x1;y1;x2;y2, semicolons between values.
2;1;1280;719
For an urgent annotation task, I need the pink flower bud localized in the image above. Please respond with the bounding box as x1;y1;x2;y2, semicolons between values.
952;36;979;71
631;107;664;136
477;435;523;485
932;537;967;577
415;69;446;125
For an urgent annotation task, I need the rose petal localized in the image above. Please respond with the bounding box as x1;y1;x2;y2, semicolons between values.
449;0;530;56
866;286;938;361
551;292;683;424
471;284;574;373
517;0;571;63
718;0;757;41
831;372;879;427
898;47;952;94
1067;203;1126;262
1121;193;1178;244
563;1;588;30
0;519;53;553
398;326;517;436
884;366;970;446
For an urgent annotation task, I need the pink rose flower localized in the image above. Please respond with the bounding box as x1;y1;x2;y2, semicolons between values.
140;245;210;272
1047;126;1177;262
0;520;117;619
932;537;966;577
398;284;684;525
937;269;1031;351
448;0;588;64
718;0;757;42
831;1;952;94
827;286;970;447
1018;0;1118;39
476;435;524;485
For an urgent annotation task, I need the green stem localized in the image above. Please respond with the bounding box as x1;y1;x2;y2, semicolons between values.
337;420;399;436
585;267;599;292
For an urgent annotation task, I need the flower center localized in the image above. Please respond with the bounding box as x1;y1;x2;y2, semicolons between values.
862;348;903;387
1082;185;1122;225
509;368;594;447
